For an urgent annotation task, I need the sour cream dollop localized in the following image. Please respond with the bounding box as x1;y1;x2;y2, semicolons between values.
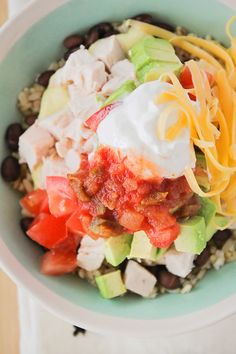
97;80;196;178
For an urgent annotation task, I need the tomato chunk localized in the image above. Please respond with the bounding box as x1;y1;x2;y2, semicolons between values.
66;207;87;236
147;223;180;248
84;103;119;131
119;210;144;231
20;189;48;216
41;249;77;276
179;66;214;89
179;66;194;89
46;176;78;217
27;214;69;249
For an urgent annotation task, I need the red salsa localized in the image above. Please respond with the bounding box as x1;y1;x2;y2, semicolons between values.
68;147;195;248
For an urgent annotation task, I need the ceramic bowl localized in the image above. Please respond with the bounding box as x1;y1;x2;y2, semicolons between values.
1;0;236;336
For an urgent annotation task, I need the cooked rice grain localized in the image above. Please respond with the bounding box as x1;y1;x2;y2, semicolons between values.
18;83;45;116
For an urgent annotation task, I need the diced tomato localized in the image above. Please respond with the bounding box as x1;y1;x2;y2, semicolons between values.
20;189;49;216
179;66;214;89
41;249;77;276
84;103;119;132
147;223;180;248
179;66;194;89
40;197;50;214
66;206;87;236
28;212;48;229
54;232;81;253
119;210;144;231
46;176;78;217
27;214;69;249
144;206;172;229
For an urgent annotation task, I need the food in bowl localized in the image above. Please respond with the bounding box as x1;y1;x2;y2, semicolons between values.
1;13;236;299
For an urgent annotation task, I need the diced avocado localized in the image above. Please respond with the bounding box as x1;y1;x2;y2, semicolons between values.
105;233;133;266
196;152;207;170
195;170;210;191
38;86;69;119
128;230;158;261
129;36;177;70
31;164;42;189
102;80;136;107
196;197;228;242
206;214;228;241
137;61;182;83
198;197;217;226
195;153;210;191
95;270;126;299
174;216;206;255
128;36;182;82
156;247;168;260
117;27;146;53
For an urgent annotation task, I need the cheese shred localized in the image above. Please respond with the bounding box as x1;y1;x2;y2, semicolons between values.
129;17;236;220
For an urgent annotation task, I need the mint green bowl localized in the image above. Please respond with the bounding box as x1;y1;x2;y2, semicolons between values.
1;0;236;336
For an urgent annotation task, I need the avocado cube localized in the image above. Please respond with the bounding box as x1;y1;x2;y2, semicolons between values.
195;172;210;191
129;36;178;71
195;154;210;191
105;233;133;266
95;270;126;299
206;214;228;241
196;153;207;170
102;80;136;107
137;61;182;83
174;216;206;255
128;230;158;261
116;27;147;53
39;86;69;119
198;197;217;226
156;247;168;260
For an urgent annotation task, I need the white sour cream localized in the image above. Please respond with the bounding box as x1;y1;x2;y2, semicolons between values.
97;80;195;178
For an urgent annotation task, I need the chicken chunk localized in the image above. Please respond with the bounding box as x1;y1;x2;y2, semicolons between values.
165;249;195;278
65;149;81;173
91;35;125;69
68;85;101;121
39;156;70;189
38;109;74;140
19;123;54;171
53;48;108;93
102;59;136;95
77;235;105;272
124;260;157;297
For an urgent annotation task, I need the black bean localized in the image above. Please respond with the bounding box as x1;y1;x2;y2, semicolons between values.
194;246;211;267
158;269;181;289
85;22;114;47
37;70;55;87
84;32;99;48
63;34;84;49
103;29;119;37
25;114;38;126
64;46;80;61
73;326;86;336
119;259;128;274
132;13;154;24
20;217;34;234
5;123;24;151
212;229;232;249
155;22;175;32
1;156;21;182
132;13;175;32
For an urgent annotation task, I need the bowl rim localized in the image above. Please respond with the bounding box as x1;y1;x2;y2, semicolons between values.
1;0;236;336
1;237;236;336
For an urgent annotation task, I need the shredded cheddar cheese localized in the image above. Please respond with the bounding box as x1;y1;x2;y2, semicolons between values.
128;17;236;222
